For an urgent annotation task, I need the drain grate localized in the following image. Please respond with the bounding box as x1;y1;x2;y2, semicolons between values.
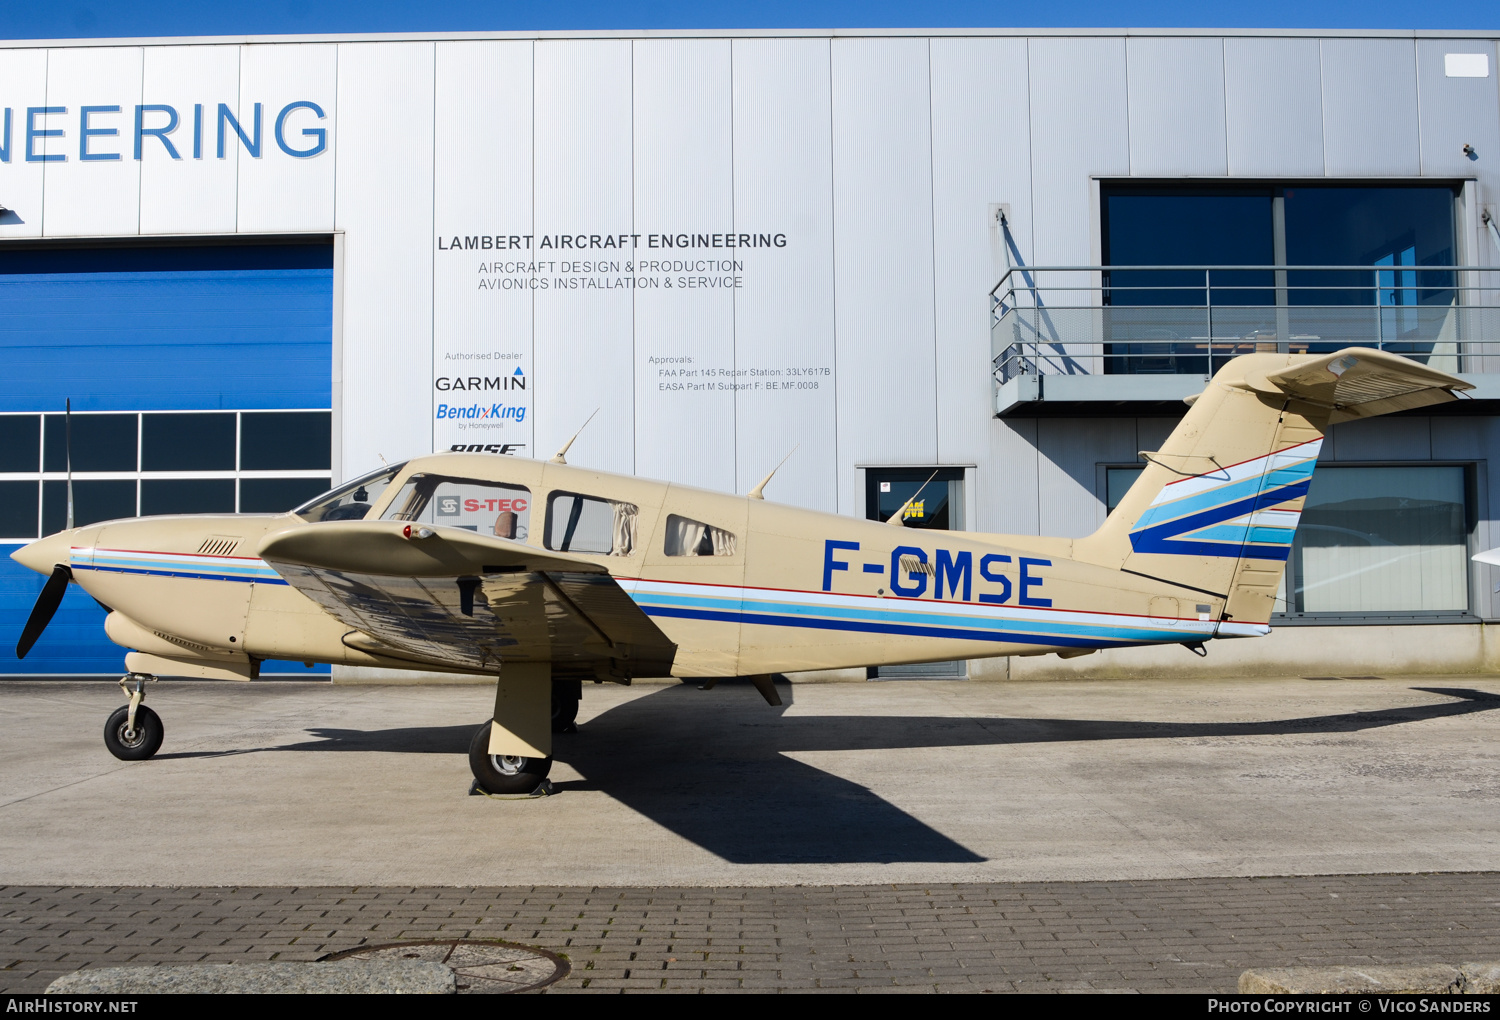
322;940;568;994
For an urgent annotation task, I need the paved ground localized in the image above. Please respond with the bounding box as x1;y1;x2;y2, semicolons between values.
1;677;1498;885
4;875;1499;993
2;675;1499;992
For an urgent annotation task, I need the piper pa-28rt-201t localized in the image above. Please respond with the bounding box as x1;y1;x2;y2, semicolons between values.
12;347;1473;794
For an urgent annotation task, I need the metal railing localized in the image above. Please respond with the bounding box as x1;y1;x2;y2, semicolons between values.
991;265;1500;385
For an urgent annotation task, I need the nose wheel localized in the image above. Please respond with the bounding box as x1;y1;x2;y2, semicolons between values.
104;673;163;761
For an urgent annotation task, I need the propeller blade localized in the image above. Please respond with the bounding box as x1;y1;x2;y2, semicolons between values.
16;565;71;659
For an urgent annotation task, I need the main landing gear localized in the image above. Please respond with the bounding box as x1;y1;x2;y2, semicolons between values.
467;677;580;795
103;673;163;761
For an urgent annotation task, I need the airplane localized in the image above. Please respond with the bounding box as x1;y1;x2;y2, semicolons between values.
11;346;1471;795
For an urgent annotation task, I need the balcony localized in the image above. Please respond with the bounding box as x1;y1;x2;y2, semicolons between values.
990;265;1500;417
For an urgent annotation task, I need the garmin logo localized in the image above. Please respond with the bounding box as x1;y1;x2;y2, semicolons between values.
436;371;526;392
0;101;328;163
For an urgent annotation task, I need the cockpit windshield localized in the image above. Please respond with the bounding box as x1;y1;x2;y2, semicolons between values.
293;463;406;523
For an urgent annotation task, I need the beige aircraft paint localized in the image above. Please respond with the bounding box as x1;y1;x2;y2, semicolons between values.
10;348;1471;792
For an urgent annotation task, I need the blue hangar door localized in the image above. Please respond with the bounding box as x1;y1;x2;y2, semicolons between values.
0;241;335;676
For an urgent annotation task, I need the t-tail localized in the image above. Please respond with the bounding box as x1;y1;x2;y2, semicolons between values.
1073;348;1471;631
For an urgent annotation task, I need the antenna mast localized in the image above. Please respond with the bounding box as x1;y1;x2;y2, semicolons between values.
550;409;600;465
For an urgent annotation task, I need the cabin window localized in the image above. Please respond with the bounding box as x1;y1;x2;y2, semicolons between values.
545;491;638;556
663;514;737;556
379;474;532;540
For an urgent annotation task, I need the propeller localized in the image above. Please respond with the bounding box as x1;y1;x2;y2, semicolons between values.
16;565;71;660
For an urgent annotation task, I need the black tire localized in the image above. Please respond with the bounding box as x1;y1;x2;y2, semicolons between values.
468;723;552;795
552;679;580;733
104;704;164;761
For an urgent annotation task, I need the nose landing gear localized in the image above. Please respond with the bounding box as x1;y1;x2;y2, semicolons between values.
103;673;163;761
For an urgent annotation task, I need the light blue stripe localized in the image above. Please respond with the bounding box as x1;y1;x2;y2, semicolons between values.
632;590;1189;644
1133;460;1317;530
1182;523;1297;545
88;556;281;580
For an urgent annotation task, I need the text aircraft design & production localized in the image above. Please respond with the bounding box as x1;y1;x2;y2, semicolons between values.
12;348;1471;793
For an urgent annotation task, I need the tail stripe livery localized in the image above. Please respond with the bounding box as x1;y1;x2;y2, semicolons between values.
1128;439;1322;561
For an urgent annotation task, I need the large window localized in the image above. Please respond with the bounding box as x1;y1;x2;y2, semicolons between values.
1101;183;1460;373
1284;466;1469;617
1103;463;1472;619
0;410;332;539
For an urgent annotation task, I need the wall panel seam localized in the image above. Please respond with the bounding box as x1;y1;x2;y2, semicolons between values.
927;38;940;466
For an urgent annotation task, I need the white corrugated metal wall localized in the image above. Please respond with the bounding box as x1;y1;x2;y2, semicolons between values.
0;31;1497;610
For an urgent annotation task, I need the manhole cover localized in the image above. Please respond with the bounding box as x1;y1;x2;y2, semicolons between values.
323;940;568;994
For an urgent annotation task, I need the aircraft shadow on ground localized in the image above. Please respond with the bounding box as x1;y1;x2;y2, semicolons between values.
259;683;1500;867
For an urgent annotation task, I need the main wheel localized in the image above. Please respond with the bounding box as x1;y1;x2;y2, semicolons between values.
104;704;164;761
551;679;580;733
468;723;552;795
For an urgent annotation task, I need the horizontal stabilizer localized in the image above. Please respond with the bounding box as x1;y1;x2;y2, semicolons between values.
1242;347;1471;423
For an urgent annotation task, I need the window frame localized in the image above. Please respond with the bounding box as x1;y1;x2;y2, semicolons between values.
1097;457;1480;625
1272;460;1479;626
543;490;639;557
0;408;333;539
662;513;739;557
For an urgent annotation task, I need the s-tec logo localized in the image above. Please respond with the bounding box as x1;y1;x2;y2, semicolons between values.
435;368;526;391
436;403;527;422
464;497;527;512
435;495;461;516
8;101;328;162
450;443;527;455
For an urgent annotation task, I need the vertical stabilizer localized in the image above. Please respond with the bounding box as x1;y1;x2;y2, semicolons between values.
1074;348;1469;626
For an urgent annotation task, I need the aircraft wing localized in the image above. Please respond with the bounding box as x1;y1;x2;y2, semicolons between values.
257;521;677;678
1246;347;1472;423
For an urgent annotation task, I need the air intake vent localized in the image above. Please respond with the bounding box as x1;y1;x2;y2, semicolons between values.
154;631;215;655
898;556;935;576
196;536;241;557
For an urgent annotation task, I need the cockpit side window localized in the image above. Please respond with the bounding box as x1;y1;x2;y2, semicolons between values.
293;464;405;523
380;474;532;540
545;491;638;556
663;514;737;556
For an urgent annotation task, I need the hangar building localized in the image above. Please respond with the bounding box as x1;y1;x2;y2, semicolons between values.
1;27;1498;678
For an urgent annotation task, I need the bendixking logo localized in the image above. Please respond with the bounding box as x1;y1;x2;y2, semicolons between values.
436;402;527;422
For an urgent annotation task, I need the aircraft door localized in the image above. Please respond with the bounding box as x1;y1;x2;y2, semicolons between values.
642;486;746;677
